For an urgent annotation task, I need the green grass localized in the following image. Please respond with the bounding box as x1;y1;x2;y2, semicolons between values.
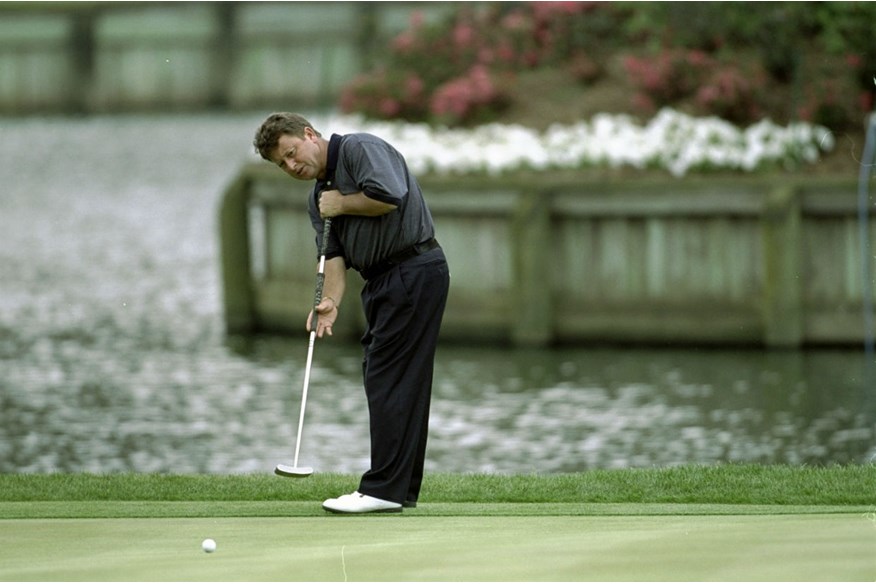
1;464;873;503
0;464;873;518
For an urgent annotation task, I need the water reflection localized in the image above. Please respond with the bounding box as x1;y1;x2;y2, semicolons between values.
0;113;873;474
426;345;876;471
4;327;874;474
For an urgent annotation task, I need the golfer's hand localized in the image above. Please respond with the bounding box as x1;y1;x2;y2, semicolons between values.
306;297;338;338
318;190;344;218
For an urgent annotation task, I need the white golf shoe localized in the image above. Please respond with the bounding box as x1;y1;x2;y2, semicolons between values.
322;491;403;514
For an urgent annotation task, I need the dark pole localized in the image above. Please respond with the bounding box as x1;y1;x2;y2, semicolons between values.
209;1;236;109
69;8;96;114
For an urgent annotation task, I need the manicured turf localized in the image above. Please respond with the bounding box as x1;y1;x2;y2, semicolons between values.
1;466;873;581
1;513;873;581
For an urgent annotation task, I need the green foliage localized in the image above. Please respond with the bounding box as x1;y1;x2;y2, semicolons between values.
623;2;819;81
620;1;873;129
814;2;876;113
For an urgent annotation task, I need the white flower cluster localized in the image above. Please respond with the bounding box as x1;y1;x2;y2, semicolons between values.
325;108;835;177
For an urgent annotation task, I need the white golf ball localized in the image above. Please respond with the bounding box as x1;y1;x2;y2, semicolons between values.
201;538;216;553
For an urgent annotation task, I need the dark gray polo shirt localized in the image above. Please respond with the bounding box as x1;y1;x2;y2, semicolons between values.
309;133;435;274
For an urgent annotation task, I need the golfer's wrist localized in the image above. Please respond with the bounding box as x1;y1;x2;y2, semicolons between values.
324;296;338;309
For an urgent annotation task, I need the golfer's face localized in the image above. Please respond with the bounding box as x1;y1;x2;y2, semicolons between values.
272;129;322;181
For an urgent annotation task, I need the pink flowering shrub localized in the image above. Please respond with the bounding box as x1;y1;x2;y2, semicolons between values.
623;50;715;110
693;65;767;124
430;66;510;125
624;50;770;125
339;2;872;131
338;2;626;126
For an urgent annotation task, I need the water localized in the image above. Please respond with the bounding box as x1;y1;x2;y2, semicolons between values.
1;113;874;474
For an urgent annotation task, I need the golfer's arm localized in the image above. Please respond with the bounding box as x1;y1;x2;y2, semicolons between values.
322;256;347;307
339;192;397;216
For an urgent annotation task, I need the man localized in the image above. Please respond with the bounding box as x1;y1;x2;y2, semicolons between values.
253;113;450;514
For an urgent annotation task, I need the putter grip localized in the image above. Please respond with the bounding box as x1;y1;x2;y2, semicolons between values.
313;272;326;307
309;217;333;332
317;217;332;265
309;272;324;333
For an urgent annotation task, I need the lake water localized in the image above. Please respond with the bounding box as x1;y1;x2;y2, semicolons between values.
1;113;874;474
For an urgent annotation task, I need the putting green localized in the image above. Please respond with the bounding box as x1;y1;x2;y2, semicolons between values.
1;513;872;581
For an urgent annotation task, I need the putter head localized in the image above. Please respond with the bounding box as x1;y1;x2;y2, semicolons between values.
275;464;314;478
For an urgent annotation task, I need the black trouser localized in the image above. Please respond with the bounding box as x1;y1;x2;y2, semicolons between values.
357;247;449;504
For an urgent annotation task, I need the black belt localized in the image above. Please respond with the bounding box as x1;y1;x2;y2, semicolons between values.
360;238;440;281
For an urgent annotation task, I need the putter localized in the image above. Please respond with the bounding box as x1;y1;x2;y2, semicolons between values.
275;212;333;478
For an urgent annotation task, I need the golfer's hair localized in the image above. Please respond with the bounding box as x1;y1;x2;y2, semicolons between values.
253;112;322;161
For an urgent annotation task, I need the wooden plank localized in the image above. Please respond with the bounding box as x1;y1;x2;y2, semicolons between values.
438;216;512;292
553;191;763;217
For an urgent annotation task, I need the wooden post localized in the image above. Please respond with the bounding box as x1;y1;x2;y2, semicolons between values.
511;190;553;346
69;8;96;114
209;2;236;109
761;185;803;347
219;171;254;334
